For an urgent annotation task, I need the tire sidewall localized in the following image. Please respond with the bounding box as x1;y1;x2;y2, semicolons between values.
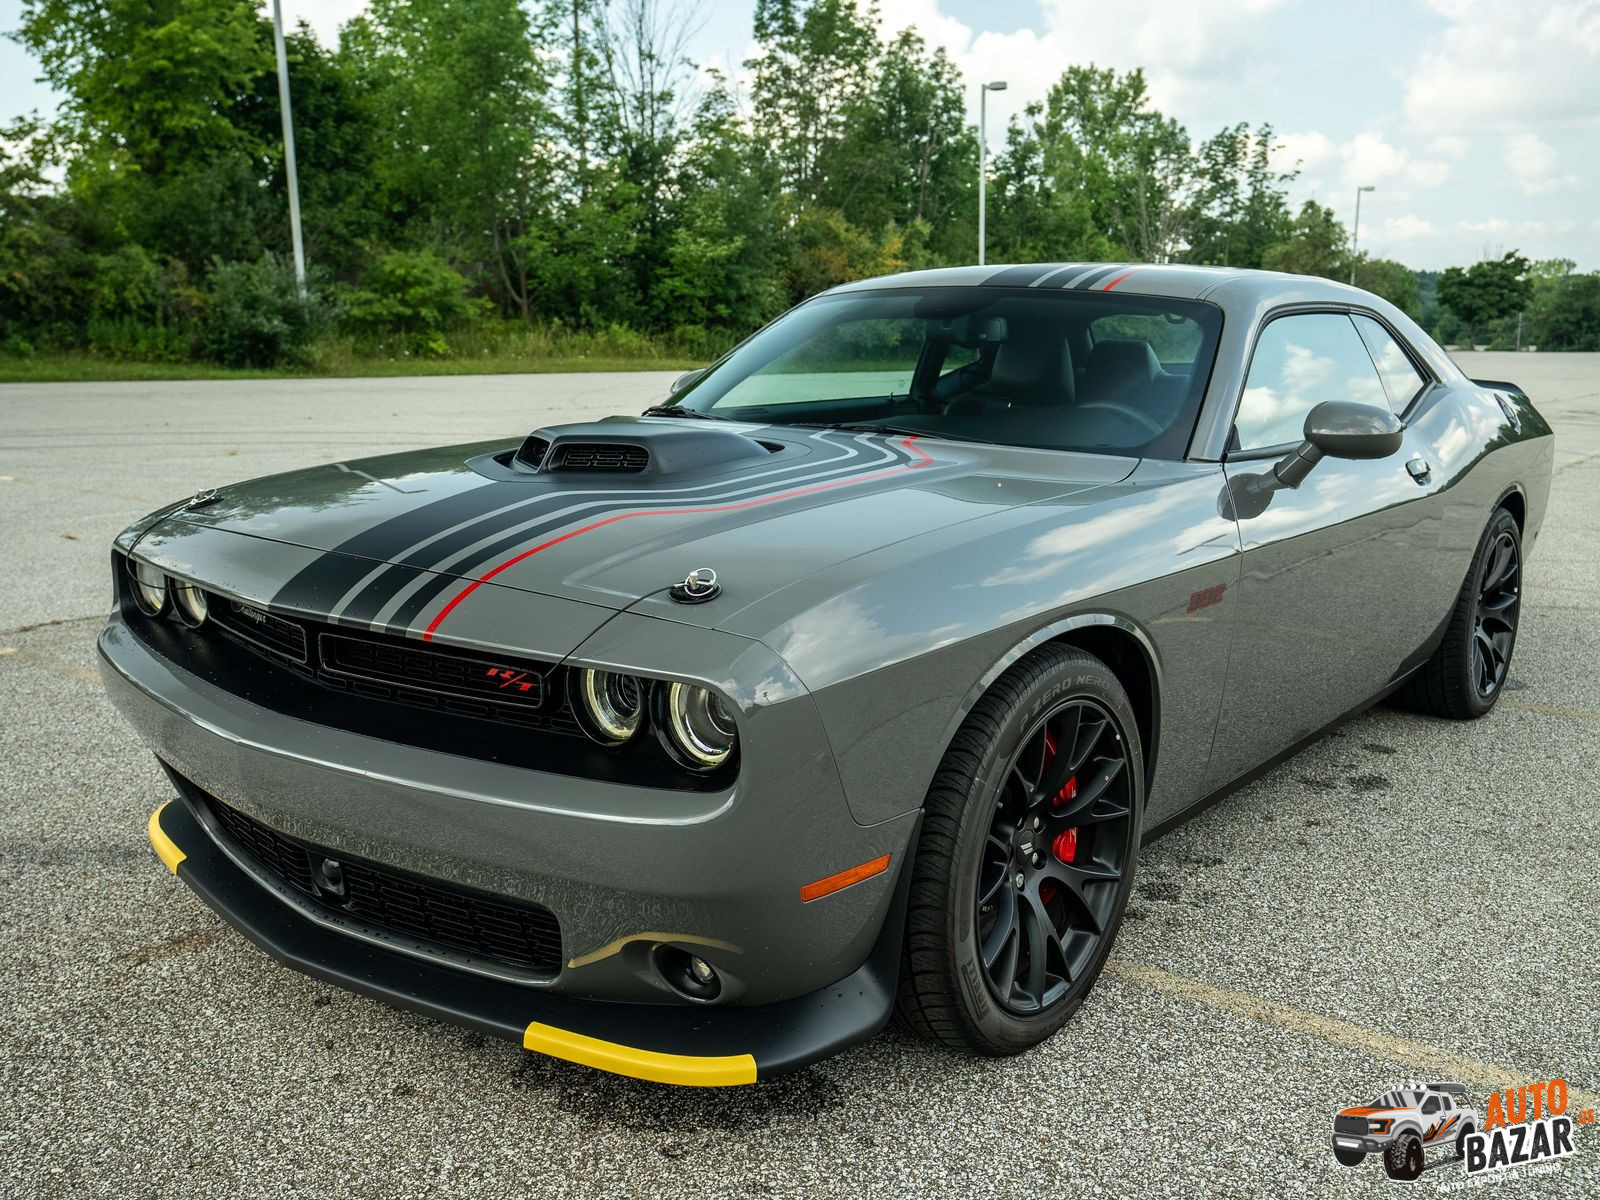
946;655;1144;1052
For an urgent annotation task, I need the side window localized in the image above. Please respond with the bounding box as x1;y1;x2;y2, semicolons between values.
1233;313;1389;452
1353;314;1428;415
1422;1096;1441;1114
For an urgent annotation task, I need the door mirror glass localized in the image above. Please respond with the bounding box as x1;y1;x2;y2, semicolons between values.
1303;399;1403;460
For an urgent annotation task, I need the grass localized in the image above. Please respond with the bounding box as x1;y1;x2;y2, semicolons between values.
0;352;705;384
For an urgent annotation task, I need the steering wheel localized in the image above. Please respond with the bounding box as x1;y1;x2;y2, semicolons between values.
1075;400;1166;438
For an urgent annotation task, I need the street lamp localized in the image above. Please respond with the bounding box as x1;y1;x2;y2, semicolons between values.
271;0;307;300
978;80;1008;266
1350;185;1375;285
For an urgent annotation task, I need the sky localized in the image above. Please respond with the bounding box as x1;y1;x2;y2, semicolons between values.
2;0;1596;270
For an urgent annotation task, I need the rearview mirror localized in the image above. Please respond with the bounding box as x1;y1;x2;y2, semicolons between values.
1303;400;1404;460
670;368;705;396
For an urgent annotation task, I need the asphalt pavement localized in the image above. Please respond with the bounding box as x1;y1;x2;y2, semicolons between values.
2;355;1597;1198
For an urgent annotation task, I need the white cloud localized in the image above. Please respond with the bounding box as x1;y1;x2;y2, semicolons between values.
1405;0;1600;131
1429;135;1469;160
1501;131;1575;194
271;0;369;46
1384;214;1437;241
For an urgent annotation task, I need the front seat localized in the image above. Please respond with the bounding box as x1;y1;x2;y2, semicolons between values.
959;333;1074;410
1079;339;1171;437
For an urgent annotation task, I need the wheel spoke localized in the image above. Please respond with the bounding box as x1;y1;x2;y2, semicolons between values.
980;887;1018;970
1055;755;1125;821
1068;716;1110;771
1037;706;1081;799
1041;859;1117;934
1021;891;1051;1002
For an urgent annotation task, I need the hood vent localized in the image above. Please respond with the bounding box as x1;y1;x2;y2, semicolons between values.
511;419;777;477
551;443;650;472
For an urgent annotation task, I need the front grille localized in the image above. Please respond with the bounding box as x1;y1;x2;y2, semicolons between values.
320;632;545;712
205;796;562;977
552;443;649;472
212;599;308;663
1334;1115;1370;1137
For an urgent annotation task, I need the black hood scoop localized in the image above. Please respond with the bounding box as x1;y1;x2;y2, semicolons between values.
512;419;776;477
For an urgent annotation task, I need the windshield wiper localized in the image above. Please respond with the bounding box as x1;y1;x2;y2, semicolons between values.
640;404;729;420
790;421;994;446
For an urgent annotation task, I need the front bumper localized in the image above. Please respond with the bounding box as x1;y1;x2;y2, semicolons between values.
147;797;909;1085
100;612;916;1006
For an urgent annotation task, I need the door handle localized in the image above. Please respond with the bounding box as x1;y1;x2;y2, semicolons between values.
1406;456;1432;484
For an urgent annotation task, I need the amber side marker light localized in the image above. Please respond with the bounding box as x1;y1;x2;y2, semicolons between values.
800;853;891;903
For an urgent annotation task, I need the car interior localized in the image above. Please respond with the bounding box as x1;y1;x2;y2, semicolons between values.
686;289;1222;458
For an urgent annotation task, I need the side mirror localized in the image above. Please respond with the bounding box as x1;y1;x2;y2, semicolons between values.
1303;400;1403;460
1223;401;1403;521
669;368;705;396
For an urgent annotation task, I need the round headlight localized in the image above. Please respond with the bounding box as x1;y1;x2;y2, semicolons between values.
664;682;738;769
172;581;208;626
130;560;168;616
575;668;645;744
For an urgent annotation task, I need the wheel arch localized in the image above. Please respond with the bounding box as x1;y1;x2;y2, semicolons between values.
1496;484;1526;531
936;613;1163;801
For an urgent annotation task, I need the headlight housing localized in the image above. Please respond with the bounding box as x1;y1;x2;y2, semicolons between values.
130;559;168;616
573;668;646;744
662;682;739;770
172;580;208;626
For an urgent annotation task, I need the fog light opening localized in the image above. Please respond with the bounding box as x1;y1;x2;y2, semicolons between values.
654;945;722;1001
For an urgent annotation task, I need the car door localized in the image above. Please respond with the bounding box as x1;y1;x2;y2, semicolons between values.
1205;309;1446;793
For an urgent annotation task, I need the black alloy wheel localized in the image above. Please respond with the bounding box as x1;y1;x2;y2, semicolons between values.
1400;506;1523;720
1472;529;1520;698
896;644;1143;1055
975;698;1134;1015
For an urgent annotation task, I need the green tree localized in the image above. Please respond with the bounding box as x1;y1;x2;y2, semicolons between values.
1261;200;1351;280
1352;258;1421;319
1185;123;1294;268
1436;252;1532;344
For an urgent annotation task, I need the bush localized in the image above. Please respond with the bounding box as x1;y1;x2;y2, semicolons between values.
198;254;323;368
341;249;482;355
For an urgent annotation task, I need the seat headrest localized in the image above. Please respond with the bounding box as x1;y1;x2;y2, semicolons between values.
990;333;1074;406
1085;339;1160;402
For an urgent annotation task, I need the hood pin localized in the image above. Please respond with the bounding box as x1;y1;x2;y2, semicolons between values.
670;567;720;605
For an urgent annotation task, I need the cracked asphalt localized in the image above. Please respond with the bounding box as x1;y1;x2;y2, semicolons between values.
3;356;1598;1198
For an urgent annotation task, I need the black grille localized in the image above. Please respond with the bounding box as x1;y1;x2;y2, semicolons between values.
552;443;649;472
212;599;309;663
320;632;545;712
1334;1115;1370;1137
205;796;562;977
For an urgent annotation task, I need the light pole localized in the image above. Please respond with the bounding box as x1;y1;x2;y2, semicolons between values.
978;80;1007;266
1349;185;1375;285
271;0;308;299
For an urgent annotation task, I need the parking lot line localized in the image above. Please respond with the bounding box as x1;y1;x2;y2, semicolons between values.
1105;958;1598;1110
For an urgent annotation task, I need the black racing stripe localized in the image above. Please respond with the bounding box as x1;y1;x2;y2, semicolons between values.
376;437;926;633
1065;265;1123;291
1028;264;1086;288
391;431;865;572
983;265;1056;288
333;434;876;623
270;550;394;618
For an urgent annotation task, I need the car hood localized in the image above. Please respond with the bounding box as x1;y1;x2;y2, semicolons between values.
161;419;1135;641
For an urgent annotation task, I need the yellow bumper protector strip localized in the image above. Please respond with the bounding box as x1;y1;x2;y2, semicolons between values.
522;1022;757;1087
147;802;186;874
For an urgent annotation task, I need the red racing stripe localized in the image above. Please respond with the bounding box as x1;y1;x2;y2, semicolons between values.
1100;269;1139;291
422;436;933;641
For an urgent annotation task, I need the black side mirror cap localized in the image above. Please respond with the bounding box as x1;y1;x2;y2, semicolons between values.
669;368;706;396
1303;400;1404;460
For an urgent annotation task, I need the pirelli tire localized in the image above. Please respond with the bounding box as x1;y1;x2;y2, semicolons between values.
1385;1131;1425;1182
894;644;1143;1056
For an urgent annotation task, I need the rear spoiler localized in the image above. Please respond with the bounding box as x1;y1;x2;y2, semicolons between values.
1472;378;1527;401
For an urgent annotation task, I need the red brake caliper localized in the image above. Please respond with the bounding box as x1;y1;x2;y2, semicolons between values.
1038;736;1078;904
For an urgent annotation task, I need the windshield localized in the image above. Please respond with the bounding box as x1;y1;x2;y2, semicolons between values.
669;287;1223;459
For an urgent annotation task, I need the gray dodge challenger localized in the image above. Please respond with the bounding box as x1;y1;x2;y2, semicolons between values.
101;263;1553;1086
